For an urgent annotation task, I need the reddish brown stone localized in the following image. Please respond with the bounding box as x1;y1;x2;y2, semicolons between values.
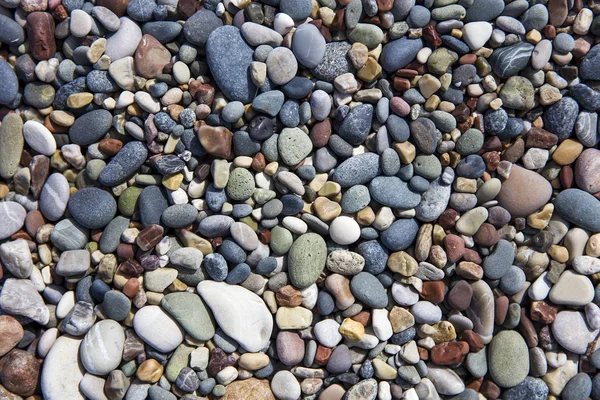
480;380;501;399
444;234;465;263
0;316;24;357
494;295;509;325
119;259;144;277
122;278;140;298
99;138;124;156
136;224;164;251
197;125;233;159
330;9;345;32
96;0;129;16
117;243;135;261
430;341;469;365
395;69;419;79
25;210;45;238
0;350;40;396
276;285;303;307
177;0;198;19
351;311;371;326
315;345;332;365
526;128;558;149
447;280;473;311
418;347;429;360
135;35;172;79
189;81;216;105
462;248;482;264
573;36;593;59
519;310;538;348
466;377;483;392
251;153;266;172
422;24;442;47
27;12;56;61
560;165;573;189
461;330;484;353
439;209;458;230
393;77;410;91
482;151;500;172
52;5;68;20
310;119;332;148
530;300;558;324
420;281;445;304
459;54;477;65
258;230;271;244
473;223;500;247
543;24;556;39
376;0;393;11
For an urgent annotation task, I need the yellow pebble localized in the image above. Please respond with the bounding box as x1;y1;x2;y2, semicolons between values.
339;318;365;341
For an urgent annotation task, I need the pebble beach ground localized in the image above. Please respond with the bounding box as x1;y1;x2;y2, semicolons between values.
1;0;600;399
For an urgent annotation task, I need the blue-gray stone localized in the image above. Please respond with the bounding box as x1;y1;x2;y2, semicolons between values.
357;240;388;275
369;176;422;209
281;194;304;215
161;204;198;228
350;272;388;308
483;239;514;280
332;153;381;188
338;104;373;145
555;189;600;233
126;0;157;22
292;23;326;68
54;77;86;110
484;108;508;135
69;109;113;145
252;90;284;117
489;42;534;79
387;115;410;142
0;15;25;47
99;141;148;186
280;100;300;127
99;216;130;253
205;184;227;212
317;291;335;315
543;97;579;140
197;215;234;237
456;154;486;178
86;70;119;93
520;4;548;31
441;35;470;55
380;219;420;251
465;0;504;21
381;37;423;72
341;185;371;213
68;187;117;229
206;26;257;103
51;219;89;251
138;185;169;227
103;290;131;321
570;84;600;111
203;253;228;281
226;263;251;284
0;59;19;106
562;373;592;400
282;77;314;99
142;21;182;43
311;42;355;82
503;377;549;400
581;44;600;81
280;0;312;21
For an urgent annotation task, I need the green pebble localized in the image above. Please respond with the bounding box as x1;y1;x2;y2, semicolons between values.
278;128;313;166
288;233;327;289
226;168;256;201
165;344;195;382
347;23;384;49
121;360;137;377
118;186;143;216
413;155;442;180
161;292;215;341
86;159;106;181
270;225;293;255
212;385;226;397
456;128;484;155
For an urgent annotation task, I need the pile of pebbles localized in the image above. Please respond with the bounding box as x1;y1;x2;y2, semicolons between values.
2;0;600;398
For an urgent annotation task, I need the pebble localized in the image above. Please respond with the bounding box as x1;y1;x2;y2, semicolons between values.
288;233;327;288
22;120;56;156
497;165;552;218
133;306;183;353
552;311;597;355
292;24;326;68
555;189;600;232
68;187;117;229
40;336;84;400
80;320;125;376
0;201;27;240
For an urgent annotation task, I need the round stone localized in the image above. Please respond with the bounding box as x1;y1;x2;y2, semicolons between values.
488;330;529;388
68;187;117;229
80;320;125;375
288;233;327;289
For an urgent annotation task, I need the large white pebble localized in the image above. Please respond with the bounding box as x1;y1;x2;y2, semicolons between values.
329;216;360;245
23;120;57;156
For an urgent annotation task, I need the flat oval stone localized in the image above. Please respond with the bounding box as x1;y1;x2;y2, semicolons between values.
68;187;117;229
497;165;552;218
105;17;142;61
40;336;85;400
99;141;148;187
69;109;113;145
40;172;70;221
138;185;168;227
575;148;600;194
351;272;388;308
549;270;594;306
0;15;25;48
332;153;381;188
552;311;597;354
381;37;423;72
161;292;215;341
206;26;257;103
292;23;326;68
0;202;27;241
80;320;125;376
183;9;222;46
133;305;184;353
278;127;313;166
488;330;529;388
488;42;534;79
0;114;23;179
338;104;373;145
381;219;420;251
288;233;327;289
197;281;273;352
22;120;56;156
369;176;422;209
555;189;600;232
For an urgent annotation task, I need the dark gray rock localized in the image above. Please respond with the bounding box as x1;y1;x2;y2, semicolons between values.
99;141;148;186
68;187;117;229
311;42;355;82
489;42;534;79
338;104;373;145
69;109;113;145
138;185;169;227
369;176;422;209
183;9;223;46
543;97;579;140
555;189;600;233
381;37;423;72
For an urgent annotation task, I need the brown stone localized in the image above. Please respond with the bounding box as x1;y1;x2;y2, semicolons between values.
518;310;538;348
251;153;266;172
30;155;50;199
136;224;164;251
444;234;464;263
27;12;56;61
197;125;233;159
430;341;469;365
25;210;45;238
122;278;140;298
96;0;129;16
494;296;508;325
189;82;215;105
548;0;568;26
420;281;445;304
119;259;144;277
0;317;23;357
439;209;458;230
497;165;553;218
447;280;473;311
473;223;500;247
530;300;558;324
375;0;393;11
461;330;484;352
276;285;303;307
310;119;331;148
177;0;198;19
222;378;274;400
422;24;442;47
0;350;40;396
135;35;172;79
276;331;305;366
462;248;482;264
99;138;123;156
455;261;483;280
136;359;163;383
351;311;371;326
315;345;332;365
